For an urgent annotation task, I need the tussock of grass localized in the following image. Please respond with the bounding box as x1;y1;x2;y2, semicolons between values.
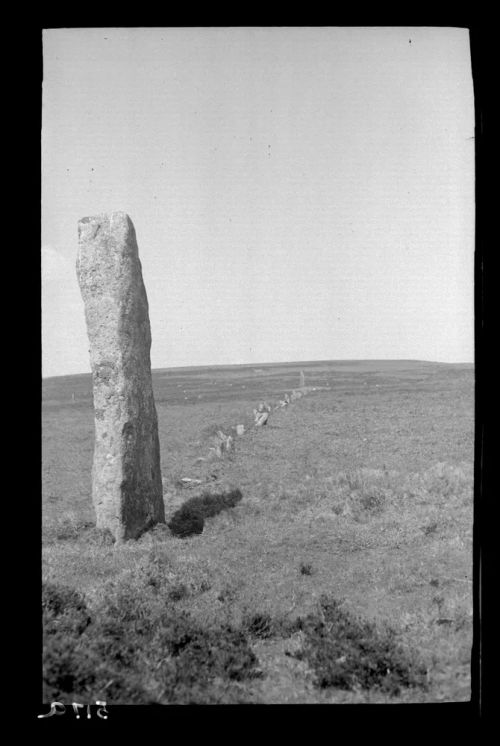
241;611;296;640
201;422;234;438
116;549;213;602
320;463;473;523
299;562;314;576
291;595;427;694
43;516;93;543
43;517;114;546
168;583;189;601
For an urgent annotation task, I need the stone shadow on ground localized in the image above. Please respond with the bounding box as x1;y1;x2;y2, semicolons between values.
168;488;243;538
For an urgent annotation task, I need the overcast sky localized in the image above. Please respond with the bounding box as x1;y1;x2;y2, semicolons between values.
42;27;474;378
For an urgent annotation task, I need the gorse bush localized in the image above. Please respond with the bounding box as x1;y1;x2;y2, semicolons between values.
293;595;427;694
168;488;243;538
43;582;87;617
43;580;428;703
241;613;276;639
155;619;260;693
42;580;260;705
42;582;91;635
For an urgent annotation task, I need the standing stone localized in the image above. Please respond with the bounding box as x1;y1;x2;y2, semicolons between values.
76;212;165;542
254;411;269;427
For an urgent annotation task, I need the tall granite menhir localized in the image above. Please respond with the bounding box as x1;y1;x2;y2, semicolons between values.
76;212;165;542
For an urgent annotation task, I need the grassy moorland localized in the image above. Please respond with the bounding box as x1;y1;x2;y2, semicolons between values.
42;360;474;704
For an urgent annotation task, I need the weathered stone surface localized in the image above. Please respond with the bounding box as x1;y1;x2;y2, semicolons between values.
255;411;269;427
211;430;234;456
76;212;165;542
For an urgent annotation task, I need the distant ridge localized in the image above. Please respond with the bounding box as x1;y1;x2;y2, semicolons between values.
42;359;473;382
151;359;472;375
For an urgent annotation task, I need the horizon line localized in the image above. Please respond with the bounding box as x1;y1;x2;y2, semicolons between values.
42;357;474;381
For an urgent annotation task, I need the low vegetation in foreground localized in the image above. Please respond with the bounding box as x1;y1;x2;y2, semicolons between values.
42;361;474;703
43;574;428;704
